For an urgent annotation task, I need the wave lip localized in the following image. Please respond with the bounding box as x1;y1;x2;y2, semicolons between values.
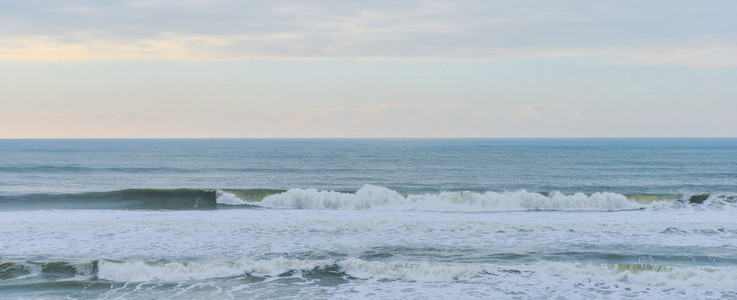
695;193;737;208
5;258;737;290
95;259;737;288
97;258;332;282
341;259;737;288
338;258;484;282
215;189;284;206
0;262;43;281
540;261;737;288
0;261;95;281
256;185;646;211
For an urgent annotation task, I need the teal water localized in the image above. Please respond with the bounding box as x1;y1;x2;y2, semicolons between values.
1;138;735;195
0;138;736;299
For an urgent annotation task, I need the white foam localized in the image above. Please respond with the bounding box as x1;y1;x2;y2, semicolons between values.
539;261;737;289
258;185;410;209
99;258;494;283
338;258;484;282
97;258;331;282
42;256;737;293
340;259;737;288
215;190;250;205
700;193;737;210
257;185;643;211
72;261;95;276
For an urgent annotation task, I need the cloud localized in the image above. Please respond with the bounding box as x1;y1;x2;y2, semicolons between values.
297;104;466;122
0;36;233;61
2;110;174;121
603;45;737;68
0;1;735;67
518;104;590;123
519;104;559;121
290;103;492;137
570;106;585;122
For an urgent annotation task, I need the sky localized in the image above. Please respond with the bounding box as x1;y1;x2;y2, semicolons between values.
1;0;736;138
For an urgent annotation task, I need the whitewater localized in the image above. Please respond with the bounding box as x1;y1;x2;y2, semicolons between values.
1;138;735;299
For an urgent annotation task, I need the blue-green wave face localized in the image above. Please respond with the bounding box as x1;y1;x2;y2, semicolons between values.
0;189;283;210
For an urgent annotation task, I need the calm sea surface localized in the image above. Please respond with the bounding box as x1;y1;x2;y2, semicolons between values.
1;138;736;299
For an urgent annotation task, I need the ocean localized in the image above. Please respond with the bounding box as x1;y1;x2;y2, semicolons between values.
0;138;736;299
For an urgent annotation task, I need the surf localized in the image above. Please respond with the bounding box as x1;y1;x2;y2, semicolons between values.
250;185;737;212
1;185;734;211
4;258;737;289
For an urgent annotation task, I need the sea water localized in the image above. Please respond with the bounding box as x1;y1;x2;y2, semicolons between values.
0;138;735;299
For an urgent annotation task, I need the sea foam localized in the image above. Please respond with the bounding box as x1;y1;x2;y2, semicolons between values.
93;257;737;289
252;185;644;211
338;258;484;282
215;190;250;205
97;258;331;282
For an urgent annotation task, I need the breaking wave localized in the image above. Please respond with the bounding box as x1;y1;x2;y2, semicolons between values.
250;185;737;212
97;258;331;282
254;185;645;211
1;185;734;211
4;258;737;288
0;261;95;281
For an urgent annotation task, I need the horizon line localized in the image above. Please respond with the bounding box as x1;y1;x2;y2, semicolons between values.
2;136;736;140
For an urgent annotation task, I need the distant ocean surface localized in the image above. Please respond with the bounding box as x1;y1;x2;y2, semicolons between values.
1;138;736;299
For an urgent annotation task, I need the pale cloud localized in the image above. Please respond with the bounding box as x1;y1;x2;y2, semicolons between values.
0;110;183;138
604;44;737;68
520;105;541;120
0;36;233;61
570;106;585;122
300;103;590;128
2;110;174;120
297;104;466;122
518;105;592;123
1;0;735;67
289;103;490;137
519;104;559;121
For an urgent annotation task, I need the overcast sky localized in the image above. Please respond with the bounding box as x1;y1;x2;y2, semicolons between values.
1;0;736;137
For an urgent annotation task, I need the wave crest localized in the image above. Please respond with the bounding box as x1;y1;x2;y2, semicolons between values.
255;185;644;211
3;186;733;211
97;258;331;282
6;258;737;289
